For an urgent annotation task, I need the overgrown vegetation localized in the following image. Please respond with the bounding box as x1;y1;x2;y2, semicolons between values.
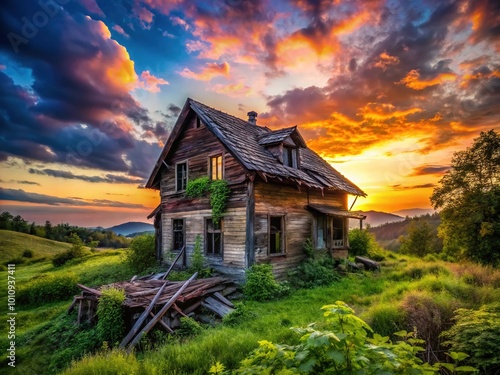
244;264;289;301
17;272;79;306
53;233;87;266
96;288;126;346
125;233;157;273
348;227;381;257
214;302;475;374
185;177;231;223
399;219;442;257
189;234;211;277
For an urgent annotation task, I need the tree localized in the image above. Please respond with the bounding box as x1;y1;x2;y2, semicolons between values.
431;129;500;266
399;219;441;257
45;220;53;239
0;212;13;230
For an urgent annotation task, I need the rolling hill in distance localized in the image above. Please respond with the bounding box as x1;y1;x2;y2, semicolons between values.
106;221;154;236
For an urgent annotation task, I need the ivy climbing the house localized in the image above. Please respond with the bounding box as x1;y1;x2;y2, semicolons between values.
185;177;231;224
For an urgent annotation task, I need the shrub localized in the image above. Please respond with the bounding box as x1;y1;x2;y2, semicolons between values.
228;301;472;374
287;256;340;288
348;228;381;257
62;349;140;375
52;233;87;266
176;316;204;337
441;303;500;374
244;264;288;301
222;303;258;326
209;179;231;224
18;273;79;306
22;249;34;258
189;234;211;277
96;287;126;346
126;234;157;273
365;303;407;337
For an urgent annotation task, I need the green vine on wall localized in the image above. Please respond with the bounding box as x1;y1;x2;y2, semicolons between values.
185;177;230;224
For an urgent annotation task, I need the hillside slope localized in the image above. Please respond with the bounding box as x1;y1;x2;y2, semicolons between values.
0;230;71;264
107;221;154;236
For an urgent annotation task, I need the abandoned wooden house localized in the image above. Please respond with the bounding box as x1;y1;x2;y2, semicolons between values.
145;98;366;278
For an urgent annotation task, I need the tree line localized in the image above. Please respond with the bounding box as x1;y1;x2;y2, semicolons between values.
0;212;130;248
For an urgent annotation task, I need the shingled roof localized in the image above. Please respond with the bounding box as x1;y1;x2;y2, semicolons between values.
146;98;366;196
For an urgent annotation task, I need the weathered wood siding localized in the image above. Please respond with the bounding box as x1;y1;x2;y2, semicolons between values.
253;182;347;278
158;115;248;277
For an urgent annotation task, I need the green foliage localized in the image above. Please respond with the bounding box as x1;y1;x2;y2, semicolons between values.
244;264;289;301
399;219;442;257
230;301;475;375
303;237;315;258
209;179;231;224
189;234;211;277
185;177;231;224
126;234;157;273
431;129;500;266
18;272;79;306
223;302;258;326
176;316;204;337
185;176;211;198
441;304;500;373
288;256;340;289
365;303;407;337
348;228;381;257
62;349;140;375
96;287;126;346
53;233;87;266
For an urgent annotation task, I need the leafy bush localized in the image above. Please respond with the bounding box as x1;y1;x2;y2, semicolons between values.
287;256;340;288
176;316;204;337
222;303;258;326
22;249;34;258
224;301;473;374
126;234;157;273
348;228;380;257
53;233;87;266
442;303;500;374
244;264;288;301
189;234;211;277
62;349;140;375
18;272;79;306
185;176;210;198
96;287;126;346
365;303;407;337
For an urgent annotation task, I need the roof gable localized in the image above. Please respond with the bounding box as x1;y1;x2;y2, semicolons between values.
146;98;366;196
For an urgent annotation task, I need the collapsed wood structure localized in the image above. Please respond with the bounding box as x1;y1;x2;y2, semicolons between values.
68;272;237;350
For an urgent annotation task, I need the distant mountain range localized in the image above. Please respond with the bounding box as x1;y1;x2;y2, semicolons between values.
391;208;436;217
107;222;154;236
354;211;405;228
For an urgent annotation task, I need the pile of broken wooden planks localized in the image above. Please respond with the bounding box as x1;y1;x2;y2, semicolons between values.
68;272;238;351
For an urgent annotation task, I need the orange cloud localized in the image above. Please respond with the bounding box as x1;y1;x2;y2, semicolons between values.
373;51;400;70
138;71;169;92
212;83;253;97
397;69;457;90
180;62;231;81
357;103;422;121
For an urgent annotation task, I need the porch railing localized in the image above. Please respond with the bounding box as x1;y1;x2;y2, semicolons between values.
332;239;344;248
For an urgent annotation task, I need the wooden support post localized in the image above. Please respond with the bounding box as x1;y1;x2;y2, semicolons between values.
127;272;198;352
245;174;255;268
120;279;170;347
162;245;185;280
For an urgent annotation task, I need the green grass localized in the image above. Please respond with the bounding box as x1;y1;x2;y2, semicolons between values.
0;230;71;264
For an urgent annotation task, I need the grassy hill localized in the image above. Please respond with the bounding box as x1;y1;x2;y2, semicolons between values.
0;230;71;264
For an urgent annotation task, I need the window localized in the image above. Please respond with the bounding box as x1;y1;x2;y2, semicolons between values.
206;218;223;256
316;215;327;249
172;219;185;251
332;217;344;247
176;162;187;191
196;117;201;128
283;147;298;168
269;215;285;255
210;155;223;180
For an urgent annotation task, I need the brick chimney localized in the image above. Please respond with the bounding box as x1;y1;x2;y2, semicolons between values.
247;111;257;124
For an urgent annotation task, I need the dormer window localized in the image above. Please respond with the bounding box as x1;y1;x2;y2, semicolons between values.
283;146;298;169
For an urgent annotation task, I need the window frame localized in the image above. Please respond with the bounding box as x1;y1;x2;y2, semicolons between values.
175;161;188;192
209;153;224;181
205;217;223;257
172;218;185;251
268;214;286;256
282;146;298;169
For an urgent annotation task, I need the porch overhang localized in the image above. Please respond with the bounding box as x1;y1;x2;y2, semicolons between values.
306;204;366;220
147;204;161;219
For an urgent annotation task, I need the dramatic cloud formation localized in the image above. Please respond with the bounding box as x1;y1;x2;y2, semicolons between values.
0;0;499;224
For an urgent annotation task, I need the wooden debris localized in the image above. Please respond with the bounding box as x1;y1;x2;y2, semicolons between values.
70;271;239;350
354;256;380;271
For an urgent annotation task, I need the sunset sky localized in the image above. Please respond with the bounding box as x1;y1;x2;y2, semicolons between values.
1;0;499;227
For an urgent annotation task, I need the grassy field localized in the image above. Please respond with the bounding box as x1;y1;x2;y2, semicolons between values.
0;230;499;374
0;230;71;264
